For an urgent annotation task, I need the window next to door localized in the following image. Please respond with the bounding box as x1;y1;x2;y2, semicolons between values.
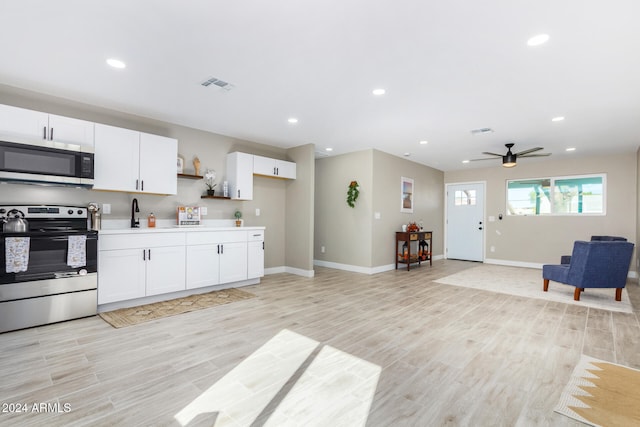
506;174;605;216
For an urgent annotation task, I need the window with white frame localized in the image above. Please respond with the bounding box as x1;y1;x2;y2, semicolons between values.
506;174;605;215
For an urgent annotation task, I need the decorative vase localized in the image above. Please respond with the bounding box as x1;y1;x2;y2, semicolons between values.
235;220;242;227
207;189;214;196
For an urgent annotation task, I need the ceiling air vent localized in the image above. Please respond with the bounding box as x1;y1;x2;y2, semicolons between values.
201;76;234;91
470;127;494;135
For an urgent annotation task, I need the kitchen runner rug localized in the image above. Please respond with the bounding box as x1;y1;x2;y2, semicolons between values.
99;288;255;328
555;355;640;426
434;264;633;313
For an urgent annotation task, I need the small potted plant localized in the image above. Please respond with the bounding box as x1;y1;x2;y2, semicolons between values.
204;169;216;196
234;210;242;227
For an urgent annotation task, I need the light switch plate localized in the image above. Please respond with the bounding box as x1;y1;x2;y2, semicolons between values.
200;207;208;216
256;208;261;216
102;203;111;214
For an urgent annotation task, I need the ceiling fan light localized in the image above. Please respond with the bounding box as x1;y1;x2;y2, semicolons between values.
502;153;517;167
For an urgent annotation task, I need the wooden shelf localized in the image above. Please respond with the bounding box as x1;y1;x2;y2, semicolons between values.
178;173;203;179
200;195;231;200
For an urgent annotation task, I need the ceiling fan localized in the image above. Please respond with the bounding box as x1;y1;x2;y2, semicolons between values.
471;143;551;168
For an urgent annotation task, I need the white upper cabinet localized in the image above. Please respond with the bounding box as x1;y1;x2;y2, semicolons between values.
253;155;296;179
139;132;177;195
93;124;140;192
0;104;94;151
226;152;297;201
227;152;254;200
47;114;94;150
94;123;177;194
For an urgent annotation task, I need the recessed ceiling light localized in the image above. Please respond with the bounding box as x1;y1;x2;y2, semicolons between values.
372;88;386;96
325;148;333;152
106;58;126;69
287;117;298;124
462;160;470;164
566;147;576;152
552;116;565;122
419;140;428;145
527;34;550;46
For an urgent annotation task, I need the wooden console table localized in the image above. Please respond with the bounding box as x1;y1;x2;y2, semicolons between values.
395;231;432;271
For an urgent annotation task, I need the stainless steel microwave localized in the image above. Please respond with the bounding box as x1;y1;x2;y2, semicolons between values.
0;139;94;187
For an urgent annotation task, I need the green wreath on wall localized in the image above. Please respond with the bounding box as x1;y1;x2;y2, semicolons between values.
346;180;360;208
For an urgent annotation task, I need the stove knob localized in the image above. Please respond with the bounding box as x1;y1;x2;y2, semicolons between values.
0;208;5;214
68;209;74;215
77;209;83;215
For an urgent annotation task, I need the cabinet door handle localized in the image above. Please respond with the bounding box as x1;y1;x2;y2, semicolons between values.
143;249;146;261
262;241;264;250
148;249;151;260
237;189;240;198
221;244;224;254
136;179;139;190
43;126;47;140
276;167;279;175
50;127;53;140
141;180;144;191
217;244;220;254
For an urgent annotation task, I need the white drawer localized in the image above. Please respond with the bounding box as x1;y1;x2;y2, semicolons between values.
99;232;185;250
248;230;264;241
186;230;248;245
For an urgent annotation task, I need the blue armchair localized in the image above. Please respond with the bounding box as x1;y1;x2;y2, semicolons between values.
561;236;627;264
543;240;634;301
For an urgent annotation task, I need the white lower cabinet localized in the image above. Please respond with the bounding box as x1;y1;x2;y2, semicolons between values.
248;230;265;279
186;232;248;289
145;245;187;296
98;233;186;304
98;248;147;304
99;228;264;305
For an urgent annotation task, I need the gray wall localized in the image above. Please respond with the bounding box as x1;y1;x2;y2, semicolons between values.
445;152;637;274
285;144;315;272
0;84;309;271
371;150;444;267
314;149;444;270
315;150;374;267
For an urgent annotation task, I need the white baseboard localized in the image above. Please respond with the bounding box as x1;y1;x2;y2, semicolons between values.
314;255;444;275
483;258;543;269
264;266;315;278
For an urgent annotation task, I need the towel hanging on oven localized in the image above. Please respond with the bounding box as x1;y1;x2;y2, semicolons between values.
5;237;30;273
67;235;87;268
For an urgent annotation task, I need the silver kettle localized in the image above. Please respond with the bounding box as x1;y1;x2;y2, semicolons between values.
3;209;29;233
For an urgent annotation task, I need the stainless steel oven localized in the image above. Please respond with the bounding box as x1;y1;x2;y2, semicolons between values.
0;205;97;333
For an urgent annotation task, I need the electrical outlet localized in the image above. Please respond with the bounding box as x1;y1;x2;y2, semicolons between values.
255;208;260;216
321;246;325;253
200;207;207;216
490;246;495;253
102;203;111;214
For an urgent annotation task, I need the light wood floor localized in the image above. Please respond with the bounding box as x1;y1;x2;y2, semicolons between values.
2;260;640;426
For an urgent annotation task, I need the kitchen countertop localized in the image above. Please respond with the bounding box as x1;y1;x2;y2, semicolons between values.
99;219;264;235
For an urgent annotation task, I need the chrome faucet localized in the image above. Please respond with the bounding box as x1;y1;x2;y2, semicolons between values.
131;198;140;228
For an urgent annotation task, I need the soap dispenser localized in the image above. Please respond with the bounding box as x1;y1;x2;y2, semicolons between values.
148;212;156;228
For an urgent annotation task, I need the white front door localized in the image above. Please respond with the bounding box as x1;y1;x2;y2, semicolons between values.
446;182;485;262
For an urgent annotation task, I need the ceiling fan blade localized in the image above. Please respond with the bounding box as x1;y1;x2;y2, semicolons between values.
514;147;543;156
469;157;500;162
519;153;551;157
481;152;503;157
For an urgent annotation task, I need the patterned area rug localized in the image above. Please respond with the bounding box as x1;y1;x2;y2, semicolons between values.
99;288;255;328
556;355;640;426
434;264;633;313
